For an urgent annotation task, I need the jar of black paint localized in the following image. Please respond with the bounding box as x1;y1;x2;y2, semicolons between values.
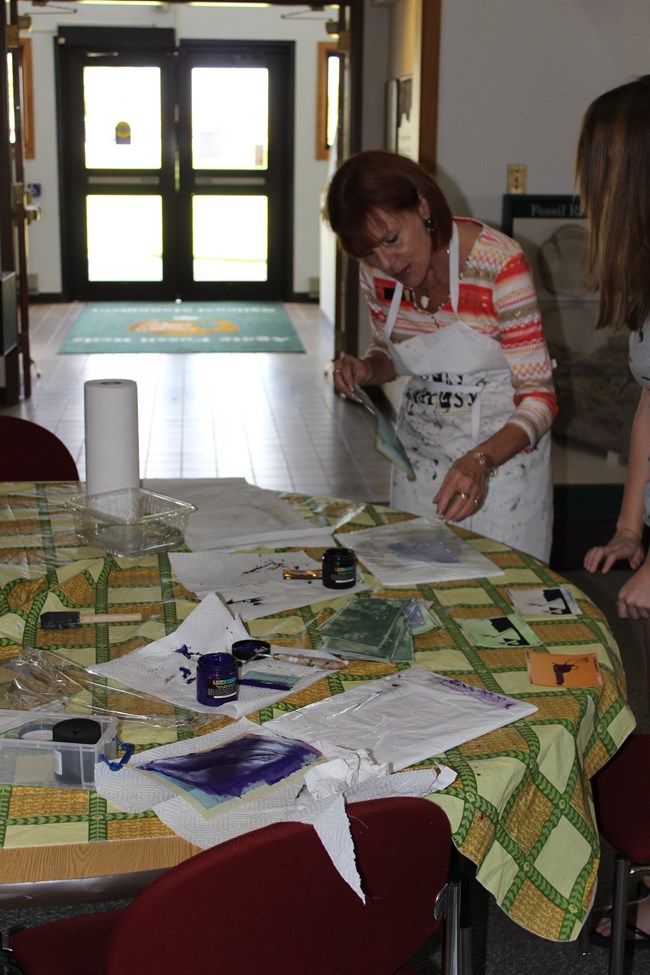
322;547;356;589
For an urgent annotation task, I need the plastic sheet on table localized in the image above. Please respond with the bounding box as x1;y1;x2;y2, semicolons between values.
0;648;214;738
266;667;538;770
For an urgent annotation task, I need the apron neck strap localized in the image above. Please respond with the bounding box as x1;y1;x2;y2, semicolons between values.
449;222;460;314
385;281;404;341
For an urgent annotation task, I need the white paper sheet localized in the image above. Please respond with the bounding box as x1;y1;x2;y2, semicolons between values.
144;478;336;550
335;517;504;585
169;550;370;620
265;667;537;770
88;593;341;716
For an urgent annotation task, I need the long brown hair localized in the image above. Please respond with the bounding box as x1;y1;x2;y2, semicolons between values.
325;149;453;259
576;75;650;331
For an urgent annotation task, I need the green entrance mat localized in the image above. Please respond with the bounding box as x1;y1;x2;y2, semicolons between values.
58;302;305;354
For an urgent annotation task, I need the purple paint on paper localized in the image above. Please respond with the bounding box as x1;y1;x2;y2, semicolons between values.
179;666;195;685
435;675;517;709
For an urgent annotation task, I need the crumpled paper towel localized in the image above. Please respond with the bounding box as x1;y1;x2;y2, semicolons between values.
94;718;457;901
302;748;390;800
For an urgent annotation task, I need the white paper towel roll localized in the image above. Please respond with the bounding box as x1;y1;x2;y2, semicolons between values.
84;379;141;496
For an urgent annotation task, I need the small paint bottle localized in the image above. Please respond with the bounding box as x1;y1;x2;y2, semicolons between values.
196;652;239;707
322;547;356;590
52;717;103;786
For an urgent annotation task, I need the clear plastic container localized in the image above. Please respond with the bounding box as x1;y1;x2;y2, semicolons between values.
66;488;196;556
0;710;118;789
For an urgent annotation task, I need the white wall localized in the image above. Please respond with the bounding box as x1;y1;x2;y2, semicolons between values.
435;0;650;226
20;1;335;296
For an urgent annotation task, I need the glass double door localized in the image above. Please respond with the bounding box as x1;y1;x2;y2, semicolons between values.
58;33;293;301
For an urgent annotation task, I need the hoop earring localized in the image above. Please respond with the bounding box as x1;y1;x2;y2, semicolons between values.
425;217;435;233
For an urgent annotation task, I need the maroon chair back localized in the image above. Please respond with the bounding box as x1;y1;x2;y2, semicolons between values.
589;733;650;975
592;732;650;860
9;797;452;975
0;415;79;481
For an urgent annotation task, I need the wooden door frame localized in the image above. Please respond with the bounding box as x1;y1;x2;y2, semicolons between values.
337;1;442;361
418;0;442;176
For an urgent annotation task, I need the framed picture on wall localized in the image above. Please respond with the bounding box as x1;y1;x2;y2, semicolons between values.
502;194;638;463
501;194;586;304
396;75;415;160
385;78;399;150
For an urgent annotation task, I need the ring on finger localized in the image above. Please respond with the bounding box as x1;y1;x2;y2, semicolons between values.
473;498;480;506
458;491;469;500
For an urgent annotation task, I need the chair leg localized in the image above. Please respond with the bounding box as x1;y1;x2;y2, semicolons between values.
458;865;473;975
0;946;24;975
609;853;630;975
458;926;472;975
577;908;592;954
447;848;474;975
436;881;461;975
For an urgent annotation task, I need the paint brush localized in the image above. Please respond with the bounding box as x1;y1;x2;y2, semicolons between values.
40;611;143;630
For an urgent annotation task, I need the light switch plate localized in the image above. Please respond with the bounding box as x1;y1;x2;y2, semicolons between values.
507;164;527;194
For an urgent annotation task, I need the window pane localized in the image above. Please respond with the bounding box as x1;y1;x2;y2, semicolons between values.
326;55;340;148
84;66;161;170
6;54;15;146
87;195;162;281
193;195;267;281
191;67;268;170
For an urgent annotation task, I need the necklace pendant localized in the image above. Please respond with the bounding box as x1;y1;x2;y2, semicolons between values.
420;294;430;310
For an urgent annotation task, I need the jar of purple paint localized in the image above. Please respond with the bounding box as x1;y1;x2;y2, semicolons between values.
196;652;238;707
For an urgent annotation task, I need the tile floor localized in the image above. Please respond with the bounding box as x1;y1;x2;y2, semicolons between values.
2;300;629;496
1;302;393;503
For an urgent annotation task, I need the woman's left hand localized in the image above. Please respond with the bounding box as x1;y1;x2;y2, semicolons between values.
433;454;487;523
617;560;650;619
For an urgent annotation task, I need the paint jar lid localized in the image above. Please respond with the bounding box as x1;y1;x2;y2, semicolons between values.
231;639;271;664
52;718;103;745
322;547;355;565
196;652;237;676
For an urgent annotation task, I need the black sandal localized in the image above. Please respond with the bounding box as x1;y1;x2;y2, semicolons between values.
591;907;650;951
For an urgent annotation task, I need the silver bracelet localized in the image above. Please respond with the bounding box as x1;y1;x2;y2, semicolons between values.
469;451;497;477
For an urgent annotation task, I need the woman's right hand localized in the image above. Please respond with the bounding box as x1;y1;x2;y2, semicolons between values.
583;529;645;574
332;354;375;400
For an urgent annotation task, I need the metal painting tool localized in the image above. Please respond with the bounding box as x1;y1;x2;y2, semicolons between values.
271;653;347;671
282;568;323;580
40;611;143;630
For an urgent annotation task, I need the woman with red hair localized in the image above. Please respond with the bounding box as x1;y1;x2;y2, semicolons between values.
326;150;557;562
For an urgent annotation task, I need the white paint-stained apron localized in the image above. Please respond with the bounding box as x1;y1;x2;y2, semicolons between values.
383;224;552;562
